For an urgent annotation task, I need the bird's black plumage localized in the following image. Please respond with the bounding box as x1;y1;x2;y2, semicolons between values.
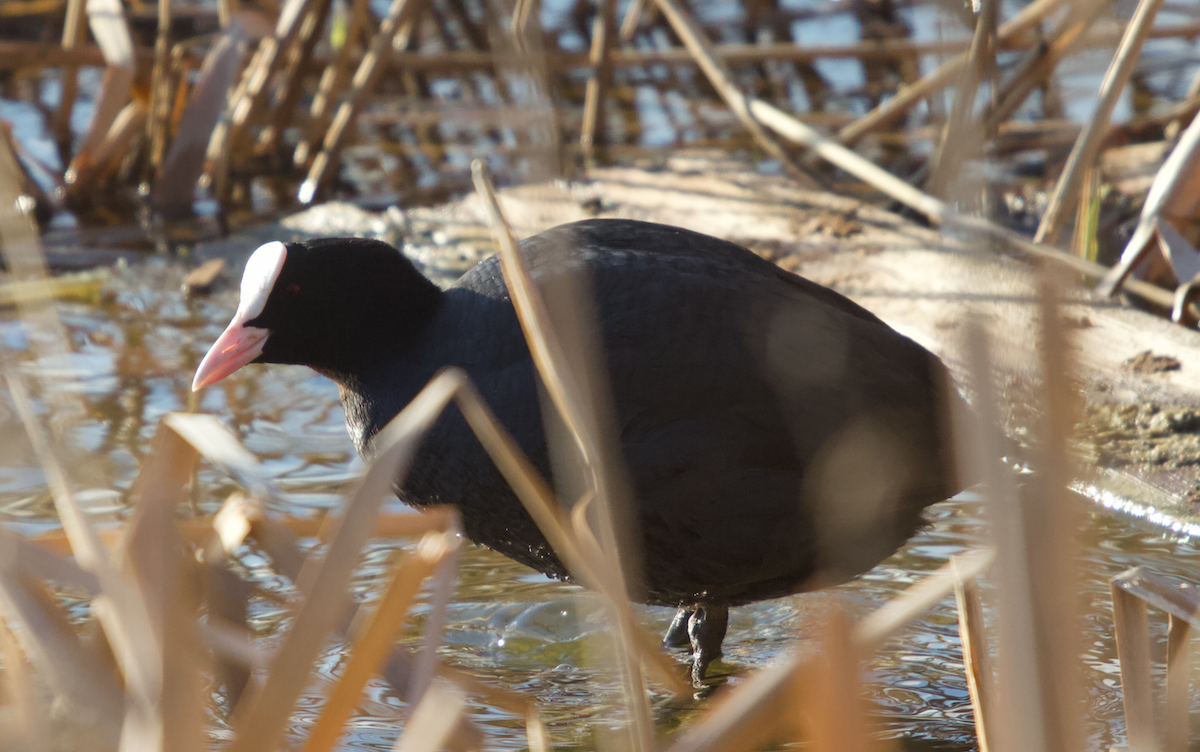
229;218;962;682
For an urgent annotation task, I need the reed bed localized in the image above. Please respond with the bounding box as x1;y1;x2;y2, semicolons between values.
0;156;1195;752
4;0;1200;750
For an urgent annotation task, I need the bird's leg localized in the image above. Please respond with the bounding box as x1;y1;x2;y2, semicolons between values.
687;603;729;687
663;606;695;647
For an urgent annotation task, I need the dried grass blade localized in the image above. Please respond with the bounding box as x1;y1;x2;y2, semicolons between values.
804;608;882;752
162;413;283;502
197;616;271;671
664;655;803;752
1096;96;1200;291
200;562;255;709
227;369;461;752
407;519;462;705
301;532;452;752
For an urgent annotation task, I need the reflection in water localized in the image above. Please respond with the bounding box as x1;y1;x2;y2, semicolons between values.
2;254;1199;751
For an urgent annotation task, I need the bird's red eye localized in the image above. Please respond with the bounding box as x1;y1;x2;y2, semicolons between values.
288;284;301;296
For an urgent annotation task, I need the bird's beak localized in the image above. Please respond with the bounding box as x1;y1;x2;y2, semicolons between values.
192;319;270;391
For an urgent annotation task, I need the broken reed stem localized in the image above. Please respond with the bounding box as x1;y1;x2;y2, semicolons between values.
651;0;820;189
833;0;1070;146
299;0;426;204
926;0;996;198
1166;614;1191;752
470;160;675;731
580;0;616;166
983;0;1108;134
1112;585;1156;751
1035;0;1167;245
953;558;993;752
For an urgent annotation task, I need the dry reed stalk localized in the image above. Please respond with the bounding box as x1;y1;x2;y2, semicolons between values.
1110;567;1200;752
580;0;616;165
1111;584;1156;751
294;0;369;168
7;373;165;750
1096;105;1200;297
747;98;950;222
218;0;323;160
393;682;470;752
0;526;99;594
146;0;174;174
617;0;653;43
0;568;123;747
651;0;820;189
665;547;994;752
259;0;335;154
804;609;884;752
225;370;461;752
298;0;427;204
952;557;993;752
300;532;453;752
1035;0;1166;245
1165;614;1190;752
52;0;87;166
86;100;148;181
926;0;996;199
982;0;1108;135
65;0;135;191
471;160;664;742
983;279;1084;752
833;0;1070;147
151;25;247;220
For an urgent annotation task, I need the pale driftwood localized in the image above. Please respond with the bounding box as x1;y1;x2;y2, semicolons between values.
1035;0;1167;245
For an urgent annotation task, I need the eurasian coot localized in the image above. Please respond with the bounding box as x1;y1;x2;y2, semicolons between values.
193;218;962;685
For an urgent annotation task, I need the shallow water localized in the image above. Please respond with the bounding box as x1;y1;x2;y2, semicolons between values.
3;251;1200;751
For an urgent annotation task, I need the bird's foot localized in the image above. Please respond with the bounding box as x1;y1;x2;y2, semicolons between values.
687;604;728;688
663;607;694;648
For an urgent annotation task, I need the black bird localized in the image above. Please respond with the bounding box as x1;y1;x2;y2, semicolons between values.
193;219;962;685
